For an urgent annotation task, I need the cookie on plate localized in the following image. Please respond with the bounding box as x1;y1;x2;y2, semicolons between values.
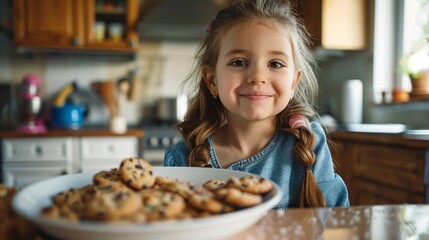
41;204;79;222
226;176;273;194
119;157;156;190
188;193;235;214
93;168;124;188
203;179;227;191
155;181;195;200
138;189;186;221
176;205;214;220
82;185;142;221
214;187;263;207
52;185;91;217
154;176;180;187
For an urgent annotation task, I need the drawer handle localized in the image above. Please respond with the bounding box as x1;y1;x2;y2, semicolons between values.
35;146;43;155
109;146;114;152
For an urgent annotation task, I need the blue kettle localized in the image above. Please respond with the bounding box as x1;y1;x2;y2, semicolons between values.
51;101;86;130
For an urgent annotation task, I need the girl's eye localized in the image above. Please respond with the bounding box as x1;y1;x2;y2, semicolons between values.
269;61;285;69
230;59;247;67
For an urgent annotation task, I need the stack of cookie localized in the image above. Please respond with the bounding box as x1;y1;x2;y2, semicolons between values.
0;184;40;240
42;157;273;223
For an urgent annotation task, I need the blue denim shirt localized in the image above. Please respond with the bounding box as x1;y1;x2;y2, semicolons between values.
164;122;349;209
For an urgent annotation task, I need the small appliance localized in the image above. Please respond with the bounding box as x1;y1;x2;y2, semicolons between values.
50;82;88;130
17;74;47;133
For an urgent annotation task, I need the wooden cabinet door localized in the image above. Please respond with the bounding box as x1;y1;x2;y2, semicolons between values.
13;0;85;48
299;0;322;49
330;136;427;206
84;0;139;52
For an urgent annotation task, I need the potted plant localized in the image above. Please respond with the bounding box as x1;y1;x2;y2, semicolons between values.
399;42;429;97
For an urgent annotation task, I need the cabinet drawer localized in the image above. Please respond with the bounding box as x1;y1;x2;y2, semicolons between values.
80;137;138;161
353;179;425;205
352;144;425;194
2;166;68;188
2;138;73;162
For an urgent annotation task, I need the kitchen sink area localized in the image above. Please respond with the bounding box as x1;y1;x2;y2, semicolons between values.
339;123;407;134
338;123;429;137
403;129;429;136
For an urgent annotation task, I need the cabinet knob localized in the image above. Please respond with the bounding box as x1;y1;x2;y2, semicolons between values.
149;137;159;147
71;37;80;45
35;146;42;155
161;137;170;147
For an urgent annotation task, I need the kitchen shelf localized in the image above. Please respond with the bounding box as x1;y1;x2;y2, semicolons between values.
374;99;429;109
95;8;126;15
0;128;144;138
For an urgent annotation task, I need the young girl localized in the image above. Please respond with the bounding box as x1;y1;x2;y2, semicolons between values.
164;0;349;209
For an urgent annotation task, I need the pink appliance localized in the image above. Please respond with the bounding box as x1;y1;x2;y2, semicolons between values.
17;74;46;133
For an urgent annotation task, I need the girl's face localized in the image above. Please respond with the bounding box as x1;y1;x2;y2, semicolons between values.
203;20;301;123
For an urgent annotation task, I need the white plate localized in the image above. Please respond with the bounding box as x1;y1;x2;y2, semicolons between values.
13;167;282;240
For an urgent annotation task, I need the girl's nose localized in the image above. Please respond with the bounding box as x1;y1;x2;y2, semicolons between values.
247;67;267;84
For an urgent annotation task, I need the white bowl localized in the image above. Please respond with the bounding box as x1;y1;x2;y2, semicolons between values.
13;167;282;240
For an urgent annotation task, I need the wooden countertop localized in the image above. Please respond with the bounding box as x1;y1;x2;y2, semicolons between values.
0;128;144;138
330;130;429;148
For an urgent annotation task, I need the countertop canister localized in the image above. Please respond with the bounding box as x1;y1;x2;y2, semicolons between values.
341;79;363;124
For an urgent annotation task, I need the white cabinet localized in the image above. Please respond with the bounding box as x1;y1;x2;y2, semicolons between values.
2;166;68;188
1;135;141;188
2;137;74;163
80;137;139;172
1;137;74;188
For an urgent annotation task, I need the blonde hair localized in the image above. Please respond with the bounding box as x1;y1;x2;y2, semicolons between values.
177;0;325;208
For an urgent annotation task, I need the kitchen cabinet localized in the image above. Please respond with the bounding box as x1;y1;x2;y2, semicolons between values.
0;130;143;188
1;137;75;188
13;0;84;48
298;0;367;50
84;0;139;51
13;0;139;52
79;136;139;172
299;0;322;49
329;131;429;205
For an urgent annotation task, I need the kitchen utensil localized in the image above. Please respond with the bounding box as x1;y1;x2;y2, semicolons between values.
109;115;127;134
127;68;139;101
116;78;129;116
52;82;77;107
109;79;129;134
50;101;86;130
91;81;117;117
67;87;109;127
13;167;282;240
17;74;46;133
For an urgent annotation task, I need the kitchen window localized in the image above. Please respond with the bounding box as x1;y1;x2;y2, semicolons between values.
401;0;429;88
373;0;429;103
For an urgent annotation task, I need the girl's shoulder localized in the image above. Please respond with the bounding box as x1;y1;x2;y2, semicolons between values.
168;139;188;153
164;140;189;166
310;121;326;136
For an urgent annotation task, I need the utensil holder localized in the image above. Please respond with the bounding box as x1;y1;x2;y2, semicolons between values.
109;115;127;134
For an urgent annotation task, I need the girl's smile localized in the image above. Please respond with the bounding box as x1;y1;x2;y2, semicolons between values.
238;90;275;100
